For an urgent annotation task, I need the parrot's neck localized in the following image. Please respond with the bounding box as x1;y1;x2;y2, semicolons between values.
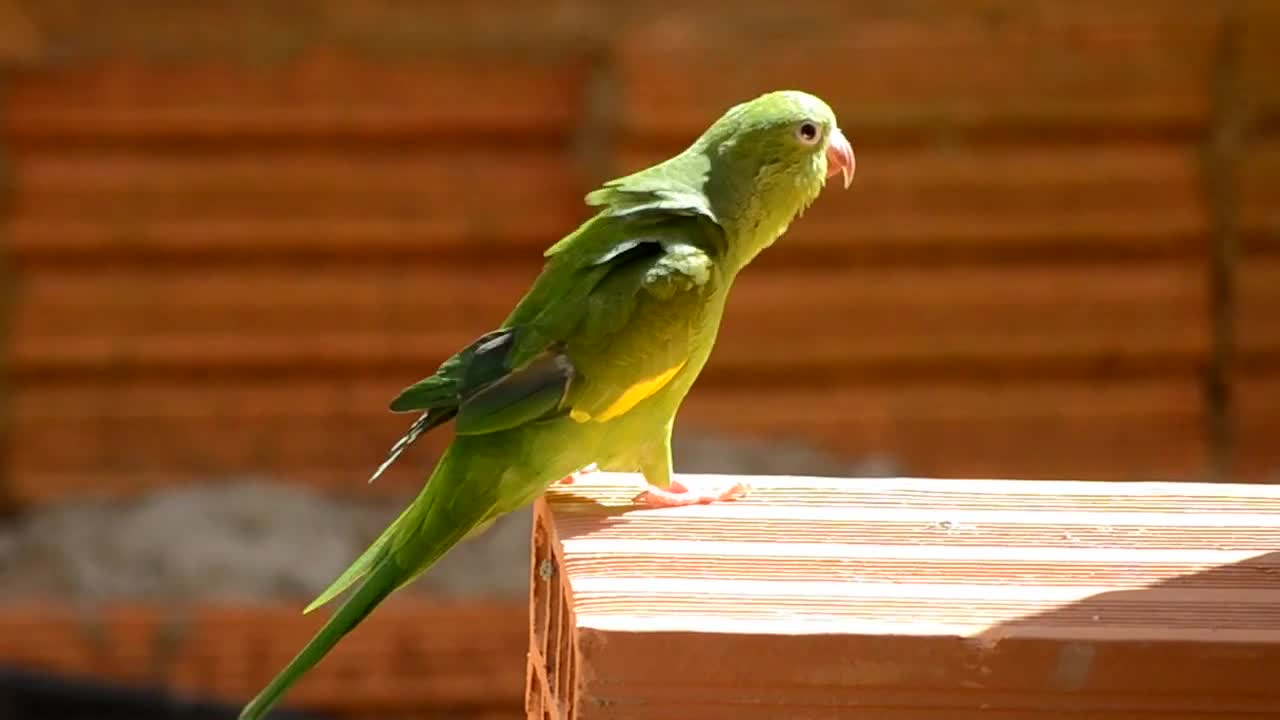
697;149;826;276
629;140;825;276
715;186;819;277
719;208;796;276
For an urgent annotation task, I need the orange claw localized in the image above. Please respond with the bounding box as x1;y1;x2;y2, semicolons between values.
632;479;750;508
557;462;599;485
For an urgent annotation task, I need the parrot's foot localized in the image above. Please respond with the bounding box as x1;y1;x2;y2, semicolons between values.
558;462;599;485
632;479;750;508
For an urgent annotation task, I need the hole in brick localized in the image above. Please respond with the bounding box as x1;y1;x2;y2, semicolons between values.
562;616;576;718
556;583;573;713
532;517;551;659
546;569;562;695
527;664;543;717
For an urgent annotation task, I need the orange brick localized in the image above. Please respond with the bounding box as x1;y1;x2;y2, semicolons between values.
171;601;526;712
619;141;1208;259
1240;0;1280;123
1239;139;1280;252
680;376;1206;481
532;473;1280;718
7;369;1207;508
11;257;1208;378
1238;253;1280;362
0;607;114;678
0;601;527;715
7;146;583;229
6;49;589;141
8;217;561;261
6;370;444;500
615;1;1223;139
7;375;446;503
1234;180;1280;482
11;263;532;342
712;256;1209;376
1233;372;1280;481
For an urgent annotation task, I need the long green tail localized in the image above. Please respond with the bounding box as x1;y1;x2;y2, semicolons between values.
238;559;404;720
239;445;489;719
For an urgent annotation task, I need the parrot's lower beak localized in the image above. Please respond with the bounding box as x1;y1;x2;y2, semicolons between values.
826;128;855;189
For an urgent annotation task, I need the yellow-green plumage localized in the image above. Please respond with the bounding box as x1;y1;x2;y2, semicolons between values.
238;90;853;719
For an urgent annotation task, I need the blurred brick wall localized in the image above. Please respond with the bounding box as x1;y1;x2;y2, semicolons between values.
0;601;528;719
1;0;1278;510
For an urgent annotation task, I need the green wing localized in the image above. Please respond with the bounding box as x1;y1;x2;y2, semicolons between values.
312;215;720;613
366;212;721;484
560;234;717;423
366;329;573;483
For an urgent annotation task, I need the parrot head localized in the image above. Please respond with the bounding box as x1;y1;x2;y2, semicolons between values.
691;89;855;265
708;89;854;189
582;89;854;271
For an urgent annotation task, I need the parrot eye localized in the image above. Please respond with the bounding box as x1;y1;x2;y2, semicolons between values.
796;120;820;144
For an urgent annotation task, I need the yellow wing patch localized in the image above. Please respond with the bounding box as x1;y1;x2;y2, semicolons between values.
570;361;687;423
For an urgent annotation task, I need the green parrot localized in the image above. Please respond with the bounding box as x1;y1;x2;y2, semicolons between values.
238;89;854;719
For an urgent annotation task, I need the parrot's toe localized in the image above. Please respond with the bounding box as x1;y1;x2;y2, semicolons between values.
632;478;750;508
558;462;599;485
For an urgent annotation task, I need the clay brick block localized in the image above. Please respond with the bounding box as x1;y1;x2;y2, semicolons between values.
1240;0;1280;123
679;377;1206;482
3;1;592;72
1238;254;1280;362
711;257;1209;375
172;602;527;712
1234;250;1280;480
6;369;1207;508
1233;372;1280;482
1234;136;1280;481
529;473;1280;719
6;375;448;502
621;141;1209;260
1229;129;1280;480
5;50;589;141
615;1;1224;140
1239;139;1280;253
0;600;528;716
8;217;562;261
10;255;1208;377
10;263;533;363
0;606;167;686
6;147;582;233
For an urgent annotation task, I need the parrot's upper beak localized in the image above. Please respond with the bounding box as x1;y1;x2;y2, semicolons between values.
825;127;855;189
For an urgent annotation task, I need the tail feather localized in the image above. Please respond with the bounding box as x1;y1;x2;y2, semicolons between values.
303;505;406;614
241;445;487;720
367;410;454;484
238;561;402;720
239;517;475;720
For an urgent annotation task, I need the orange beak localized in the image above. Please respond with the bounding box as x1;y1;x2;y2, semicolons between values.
825;127;855;189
